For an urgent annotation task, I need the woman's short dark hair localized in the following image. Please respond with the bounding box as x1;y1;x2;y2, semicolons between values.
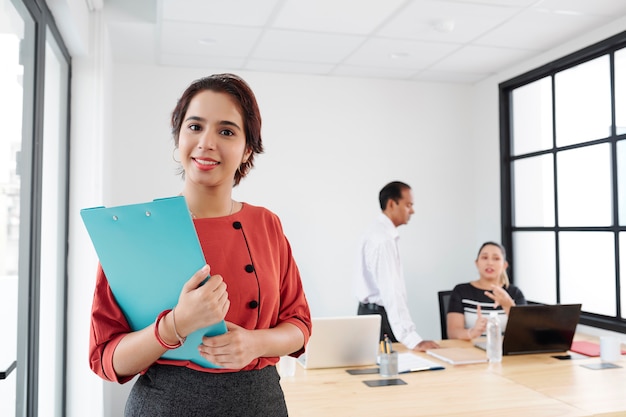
171;73;263;186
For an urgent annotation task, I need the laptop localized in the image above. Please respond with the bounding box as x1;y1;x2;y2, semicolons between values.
297;315;382;369
474;304;582;355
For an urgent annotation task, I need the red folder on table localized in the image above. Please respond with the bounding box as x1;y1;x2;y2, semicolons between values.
570;341;626;357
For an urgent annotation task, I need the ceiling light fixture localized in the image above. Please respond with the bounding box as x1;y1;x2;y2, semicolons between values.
198;38;217;45
536;8;584;16
432;19;455;33
390;52;409;59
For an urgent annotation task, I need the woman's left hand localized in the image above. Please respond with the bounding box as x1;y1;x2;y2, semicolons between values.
198;321;257;369
485;285;515;314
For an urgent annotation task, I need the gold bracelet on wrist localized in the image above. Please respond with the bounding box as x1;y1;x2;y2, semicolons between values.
171;307;187;346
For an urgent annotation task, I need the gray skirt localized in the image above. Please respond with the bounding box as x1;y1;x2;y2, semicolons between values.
125;364;288;417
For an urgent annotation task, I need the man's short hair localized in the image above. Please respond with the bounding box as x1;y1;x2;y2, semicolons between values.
379;181;411;210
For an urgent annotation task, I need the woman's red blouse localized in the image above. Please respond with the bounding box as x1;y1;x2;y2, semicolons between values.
89;203;312;383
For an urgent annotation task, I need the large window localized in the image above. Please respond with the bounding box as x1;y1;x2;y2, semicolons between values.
500;31;626;332
0;1;71;416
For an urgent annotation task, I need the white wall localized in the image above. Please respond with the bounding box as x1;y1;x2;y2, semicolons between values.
108;66;479;332
64;10;626;417
99;66;482;416
66;9;111;417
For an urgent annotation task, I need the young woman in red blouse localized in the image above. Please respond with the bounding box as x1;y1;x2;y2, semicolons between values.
89;73;312;416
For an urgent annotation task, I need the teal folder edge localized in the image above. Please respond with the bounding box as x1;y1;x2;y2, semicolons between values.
80;195;227;368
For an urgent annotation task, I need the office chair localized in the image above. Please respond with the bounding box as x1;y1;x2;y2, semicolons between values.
437;290;453;340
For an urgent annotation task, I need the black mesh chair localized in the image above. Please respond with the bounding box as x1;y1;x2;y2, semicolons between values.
437;290;453;339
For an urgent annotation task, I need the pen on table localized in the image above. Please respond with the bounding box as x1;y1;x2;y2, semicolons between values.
383;334;392;353
399;366;445;374
380;340;385;354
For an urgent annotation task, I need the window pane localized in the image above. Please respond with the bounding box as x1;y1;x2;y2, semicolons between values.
38;29;69;417
0;3;30;415
617;140;626;226
555;56;611;146
512;231;556;304
560;232;615;315
557;143;612;226
511;77;553;155
513;155;554;227
616;48;626;135
619;232;626;319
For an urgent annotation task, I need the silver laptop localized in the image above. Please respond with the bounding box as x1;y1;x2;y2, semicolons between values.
474;304;582;355
297;315;381;369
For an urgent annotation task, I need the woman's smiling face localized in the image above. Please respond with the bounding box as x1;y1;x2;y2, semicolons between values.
178;90;251;188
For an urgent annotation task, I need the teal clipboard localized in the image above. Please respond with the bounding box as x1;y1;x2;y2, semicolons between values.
80;195;227;368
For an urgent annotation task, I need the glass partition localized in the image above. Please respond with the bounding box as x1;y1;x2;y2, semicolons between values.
37;28;69;417
0;1;32;415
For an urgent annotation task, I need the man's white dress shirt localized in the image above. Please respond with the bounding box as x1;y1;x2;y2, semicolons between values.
354;213;422;349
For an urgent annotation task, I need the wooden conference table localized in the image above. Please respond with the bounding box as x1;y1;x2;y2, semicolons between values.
280;337;626;417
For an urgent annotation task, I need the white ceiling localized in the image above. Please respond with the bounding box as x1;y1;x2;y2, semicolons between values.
103;0;626;84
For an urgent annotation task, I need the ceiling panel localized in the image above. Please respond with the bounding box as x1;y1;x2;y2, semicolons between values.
476;10;616;49
431;45;537;74
252;29;366;62
160;0;281;26
272;0;407;34
160;22;262;57
344;38;459;69
377;0;522;43
102;0;626;84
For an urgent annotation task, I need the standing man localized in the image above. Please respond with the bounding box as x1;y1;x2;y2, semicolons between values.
354;181;439;352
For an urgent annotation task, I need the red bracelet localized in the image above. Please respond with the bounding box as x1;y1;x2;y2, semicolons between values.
154;309;182;349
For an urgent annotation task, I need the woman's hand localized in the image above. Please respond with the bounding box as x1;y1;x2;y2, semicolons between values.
174;265;230;338
468;305;488;339
485;285;515;314
198;322;257;369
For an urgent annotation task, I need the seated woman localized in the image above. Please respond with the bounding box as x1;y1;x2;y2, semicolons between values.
447;241;526;340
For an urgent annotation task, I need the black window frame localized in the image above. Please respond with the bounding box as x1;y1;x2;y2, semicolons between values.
499;30;626;334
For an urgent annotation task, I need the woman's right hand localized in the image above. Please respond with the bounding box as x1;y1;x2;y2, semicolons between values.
174;264;230;338
470;305;488;338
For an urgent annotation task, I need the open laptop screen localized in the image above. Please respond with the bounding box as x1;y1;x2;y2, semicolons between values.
297;315;381;369
502;304;582;355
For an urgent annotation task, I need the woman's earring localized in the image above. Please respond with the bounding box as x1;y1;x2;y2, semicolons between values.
172;148;181;163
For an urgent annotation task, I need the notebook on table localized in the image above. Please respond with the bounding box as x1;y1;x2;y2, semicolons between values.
474;304;582;355
396;352;446;372
297;315;381;369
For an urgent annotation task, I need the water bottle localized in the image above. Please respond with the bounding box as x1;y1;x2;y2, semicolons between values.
486;311;502;363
